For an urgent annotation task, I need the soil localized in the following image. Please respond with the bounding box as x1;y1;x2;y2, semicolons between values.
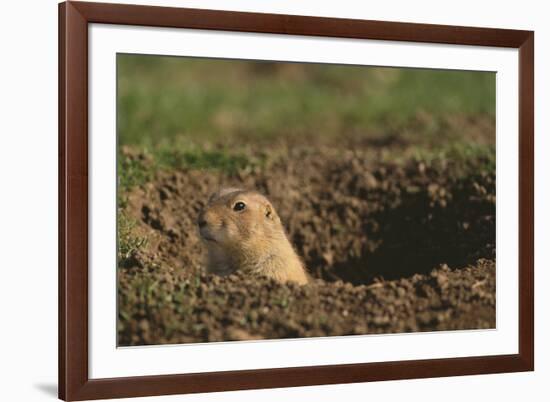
117;142;496;346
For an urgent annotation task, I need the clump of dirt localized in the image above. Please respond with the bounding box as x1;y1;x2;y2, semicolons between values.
118;143;496;346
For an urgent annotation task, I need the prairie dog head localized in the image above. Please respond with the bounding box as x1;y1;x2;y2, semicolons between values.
197;188;283;251
198;188;309;284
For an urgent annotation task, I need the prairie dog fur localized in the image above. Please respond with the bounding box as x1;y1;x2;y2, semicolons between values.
198;188;309;285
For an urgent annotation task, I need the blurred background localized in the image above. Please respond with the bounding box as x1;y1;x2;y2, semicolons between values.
117;54;495;150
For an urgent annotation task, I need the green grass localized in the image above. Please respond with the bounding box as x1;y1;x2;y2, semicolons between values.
153;147;258;173
117;54;496;147
116;54;496;192
117;144;263;198
118;151;152;193
117;211;148;264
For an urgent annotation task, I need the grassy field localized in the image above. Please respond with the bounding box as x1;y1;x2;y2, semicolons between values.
118;55;495;146
117;54;495;187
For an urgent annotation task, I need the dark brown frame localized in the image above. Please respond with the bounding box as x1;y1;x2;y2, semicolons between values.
59;1;534;400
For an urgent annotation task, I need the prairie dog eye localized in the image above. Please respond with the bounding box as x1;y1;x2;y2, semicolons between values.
233;201;246;212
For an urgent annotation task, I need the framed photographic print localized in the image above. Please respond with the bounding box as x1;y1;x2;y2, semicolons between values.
59;1;534;400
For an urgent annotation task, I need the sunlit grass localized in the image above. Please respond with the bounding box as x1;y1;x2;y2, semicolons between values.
117;54;495;147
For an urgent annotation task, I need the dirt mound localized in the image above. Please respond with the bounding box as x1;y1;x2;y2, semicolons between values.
119;260;495;345
118;144;496;346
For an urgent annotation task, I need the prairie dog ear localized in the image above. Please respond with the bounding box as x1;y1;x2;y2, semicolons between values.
264;203;278;221
209;187;243;203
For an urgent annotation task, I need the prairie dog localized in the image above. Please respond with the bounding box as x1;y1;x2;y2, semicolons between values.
198;188;309;285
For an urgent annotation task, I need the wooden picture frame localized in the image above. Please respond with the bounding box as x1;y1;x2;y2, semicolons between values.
59;1;534;400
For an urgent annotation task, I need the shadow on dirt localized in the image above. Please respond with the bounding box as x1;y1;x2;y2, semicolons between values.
307;185;495;285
